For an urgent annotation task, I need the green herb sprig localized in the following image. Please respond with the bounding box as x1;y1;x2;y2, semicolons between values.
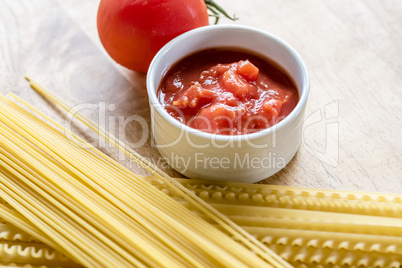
205;0;238;24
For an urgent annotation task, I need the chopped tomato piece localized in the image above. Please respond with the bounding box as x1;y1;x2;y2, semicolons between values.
191;104;237;134
237;60;259;81
222;68;257;99
173;83;215;108
261;99;283;121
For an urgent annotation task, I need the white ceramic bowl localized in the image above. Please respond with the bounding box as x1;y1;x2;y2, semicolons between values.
147;25;309;183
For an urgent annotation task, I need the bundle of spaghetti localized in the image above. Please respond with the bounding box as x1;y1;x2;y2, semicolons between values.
22;78;289;267
0;90;289;267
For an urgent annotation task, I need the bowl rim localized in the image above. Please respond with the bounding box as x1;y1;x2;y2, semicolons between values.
147;24;310;141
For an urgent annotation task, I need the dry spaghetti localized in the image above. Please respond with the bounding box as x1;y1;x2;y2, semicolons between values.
0;80;289;267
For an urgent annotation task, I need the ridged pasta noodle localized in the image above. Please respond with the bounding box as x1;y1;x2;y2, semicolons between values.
0;211;80;267
148;177;402;268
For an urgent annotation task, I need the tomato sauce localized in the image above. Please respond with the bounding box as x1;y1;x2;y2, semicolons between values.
158;49;299;135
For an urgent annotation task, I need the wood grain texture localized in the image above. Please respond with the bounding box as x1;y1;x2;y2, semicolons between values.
1;0;401;192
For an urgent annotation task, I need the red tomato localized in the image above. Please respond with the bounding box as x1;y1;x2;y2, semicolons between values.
97;0;209;73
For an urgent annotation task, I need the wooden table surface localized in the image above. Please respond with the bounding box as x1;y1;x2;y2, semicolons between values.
1;0;401;193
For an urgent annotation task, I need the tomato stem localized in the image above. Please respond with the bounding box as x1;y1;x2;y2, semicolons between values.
205;0;238;24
